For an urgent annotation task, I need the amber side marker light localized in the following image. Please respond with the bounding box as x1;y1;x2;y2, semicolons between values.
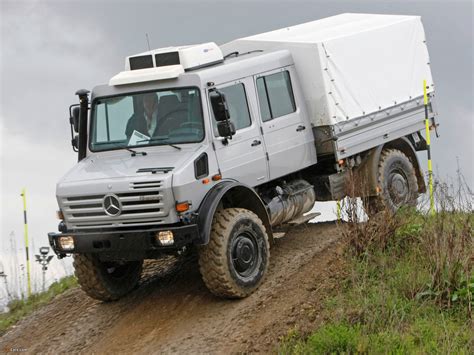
202;178;210;184
212;174;222;181
176;201;190;213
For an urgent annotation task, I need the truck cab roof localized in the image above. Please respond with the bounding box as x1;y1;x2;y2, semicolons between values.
91;49;294;100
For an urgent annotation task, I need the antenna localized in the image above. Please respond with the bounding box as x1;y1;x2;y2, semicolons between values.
145;33;151;52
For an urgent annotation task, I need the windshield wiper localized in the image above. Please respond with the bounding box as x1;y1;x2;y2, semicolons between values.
138;137;182;151
125;147;147;156
94;141;147;157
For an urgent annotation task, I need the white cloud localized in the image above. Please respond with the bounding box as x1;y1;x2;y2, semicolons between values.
1;1;118;142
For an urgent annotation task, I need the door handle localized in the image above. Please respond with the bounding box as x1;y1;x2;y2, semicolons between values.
296;125;306;132
251;140;261;147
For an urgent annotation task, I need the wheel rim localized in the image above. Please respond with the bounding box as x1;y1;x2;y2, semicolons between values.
231;231;259;279
388;168;409;207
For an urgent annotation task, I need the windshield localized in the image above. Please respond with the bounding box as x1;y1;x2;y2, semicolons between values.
90;87;204;152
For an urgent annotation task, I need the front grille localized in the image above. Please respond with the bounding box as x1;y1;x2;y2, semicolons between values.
61;180;169;230
130;180;163;190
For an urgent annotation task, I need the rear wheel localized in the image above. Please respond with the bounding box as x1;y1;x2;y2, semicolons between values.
198;208;270;298
367;149;419;214
73;254;143;302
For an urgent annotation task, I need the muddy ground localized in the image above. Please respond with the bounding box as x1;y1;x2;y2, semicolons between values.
0;222;346;354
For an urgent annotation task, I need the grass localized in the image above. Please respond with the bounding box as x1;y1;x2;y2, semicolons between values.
279;206;473;354
0;276;77;335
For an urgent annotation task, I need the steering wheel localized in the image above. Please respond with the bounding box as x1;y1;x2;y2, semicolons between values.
156;108;188;132
159;108;188;122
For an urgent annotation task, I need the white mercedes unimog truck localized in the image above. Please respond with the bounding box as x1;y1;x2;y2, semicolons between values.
49;14;437;301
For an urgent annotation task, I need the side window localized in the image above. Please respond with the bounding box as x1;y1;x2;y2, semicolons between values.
256;70;296;122
211;83;251;134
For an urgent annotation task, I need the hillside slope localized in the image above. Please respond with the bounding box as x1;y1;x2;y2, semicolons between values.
0;222;344;354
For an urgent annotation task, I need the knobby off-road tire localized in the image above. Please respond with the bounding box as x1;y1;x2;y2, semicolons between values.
198;208;270;298
367;148;419;215
73;254;143;302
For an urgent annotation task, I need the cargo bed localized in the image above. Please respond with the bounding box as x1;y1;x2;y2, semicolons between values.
314;95;435;160
222;13;436;162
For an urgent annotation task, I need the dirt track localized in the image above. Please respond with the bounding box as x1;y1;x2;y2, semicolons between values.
0;222;345;354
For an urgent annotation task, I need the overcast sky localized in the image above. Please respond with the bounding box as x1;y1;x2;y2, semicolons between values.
0;0;472;290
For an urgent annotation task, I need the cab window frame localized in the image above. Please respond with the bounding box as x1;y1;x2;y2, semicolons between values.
88;86;205;153
209;82;253;137
256;69;297;122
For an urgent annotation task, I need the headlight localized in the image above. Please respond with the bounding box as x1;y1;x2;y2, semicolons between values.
58;236;74;251
155;231;174;246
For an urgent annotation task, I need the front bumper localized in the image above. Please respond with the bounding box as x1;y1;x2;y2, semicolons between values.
48;224;199;261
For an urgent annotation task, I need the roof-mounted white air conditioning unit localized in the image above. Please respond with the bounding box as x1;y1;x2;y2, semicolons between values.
109;42;223;86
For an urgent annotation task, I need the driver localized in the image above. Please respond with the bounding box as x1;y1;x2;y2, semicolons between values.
125;93;160;139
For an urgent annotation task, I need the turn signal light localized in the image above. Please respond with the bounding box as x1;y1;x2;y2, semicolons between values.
176;201;190;213
212;174;222;181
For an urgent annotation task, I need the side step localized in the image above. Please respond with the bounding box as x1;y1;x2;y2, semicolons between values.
287;212;321;226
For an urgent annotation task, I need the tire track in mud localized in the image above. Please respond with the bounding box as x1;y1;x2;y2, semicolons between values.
0;222;345;354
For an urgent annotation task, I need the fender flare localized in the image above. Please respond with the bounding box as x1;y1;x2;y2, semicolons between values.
195;180;273;245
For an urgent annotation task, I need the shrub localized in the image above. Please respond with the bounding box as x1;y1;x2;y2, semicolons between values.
306;323;361;353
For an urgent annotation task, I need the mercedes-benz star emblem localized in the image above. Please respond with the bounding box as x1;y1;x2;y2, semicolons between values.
103;194;122;217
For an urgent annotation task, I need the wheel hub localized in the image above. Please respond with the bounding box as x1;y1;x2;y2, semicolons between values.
232;232;258;277
389;171;409;205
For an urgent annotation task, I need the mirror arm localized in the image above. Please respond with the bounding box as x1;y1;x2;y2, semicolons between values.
71;136;79;152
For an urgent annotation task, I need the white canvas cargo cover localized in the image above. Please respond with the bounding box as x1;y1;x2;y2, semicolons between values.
221;13;434;127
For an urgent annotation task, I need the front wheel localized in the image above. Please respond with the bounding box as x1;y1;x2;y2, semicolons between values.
367;148;419;215
73;254;143;302
198;208;270;298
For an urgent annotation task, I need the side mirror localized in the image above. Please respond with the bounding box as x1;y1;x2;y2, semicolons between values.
217;121;236;138
70;107;80;133
210;90;230;122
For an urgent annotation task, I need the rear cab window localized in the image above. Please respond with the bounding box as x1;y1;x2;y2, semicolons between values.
256;70;296;122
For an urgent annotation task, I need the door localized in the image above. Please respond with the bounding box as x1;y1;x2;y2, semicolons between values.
209;79;269;187
254;67;315;180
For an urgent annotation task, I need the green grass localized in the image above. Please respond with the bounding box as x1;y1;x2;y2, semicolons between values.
0;276;77;334
279;210;473;354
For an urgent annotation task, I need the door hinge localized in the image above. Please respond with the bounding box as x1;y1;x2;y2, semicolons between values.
211;141;216;151
260;126;264;135
266;152;269;161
